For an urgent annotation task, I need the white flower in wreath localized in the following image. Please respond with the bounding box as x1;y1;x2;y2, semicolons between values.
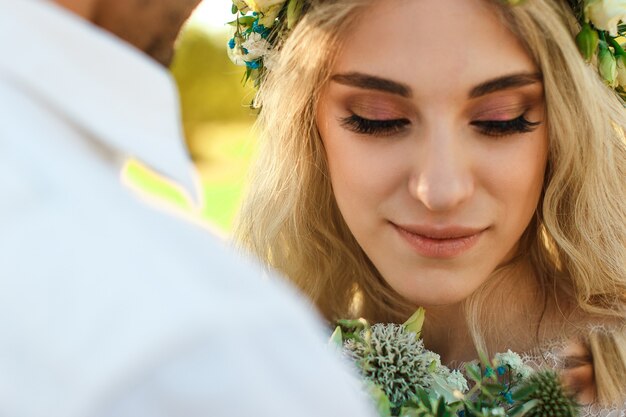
227;39;247;66
257;3;284;27
242;32;272;61
586;0;626;36
243;0;286;12
263;50;279;70
232;0;251;13
232;0;285;27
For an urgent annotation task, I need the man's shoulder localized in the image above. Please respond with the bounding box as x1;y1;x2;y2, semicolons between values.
0;63;306;330
1;175;288;308
0;172;333;414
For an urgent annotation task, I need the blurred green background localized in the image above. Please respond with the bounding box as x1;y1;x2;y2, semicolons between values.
128;5;257;234
172;22;256;232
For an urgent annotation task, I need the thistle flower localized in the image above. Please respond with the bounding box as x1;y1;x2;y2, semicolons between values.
343;324;431;405
343;323;466;406
514;370;578;417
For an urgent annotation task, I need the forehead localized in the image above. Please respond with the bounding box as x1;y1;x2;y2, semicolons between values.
333;0;537;101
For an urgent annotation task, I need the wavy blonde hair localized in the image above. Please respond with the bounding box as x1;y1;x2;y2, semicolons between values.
234;0;626;403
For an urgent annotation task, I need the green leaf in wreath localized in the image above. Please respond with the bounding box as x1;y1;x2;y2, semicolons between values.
287;0;304;29
228;16;257;27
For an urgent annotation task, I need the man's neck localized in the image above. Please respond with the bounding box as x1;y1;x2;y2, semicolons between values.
52;0;96;19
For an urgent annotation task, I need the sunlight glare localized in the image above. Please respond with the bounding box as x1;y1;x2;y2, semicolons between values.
190;0;235;32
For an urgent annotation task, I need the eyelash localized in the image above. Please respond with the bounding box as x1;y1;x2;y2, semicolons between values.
470;114;541;137
339;113;540;137
340;114;410;136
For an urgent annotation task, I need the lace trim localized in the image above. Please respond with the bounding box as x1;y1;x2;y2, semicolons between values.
520;339;626;417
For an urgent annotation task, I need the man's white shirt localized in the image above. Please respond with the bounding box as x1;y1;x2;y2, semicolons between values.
0;1;375;416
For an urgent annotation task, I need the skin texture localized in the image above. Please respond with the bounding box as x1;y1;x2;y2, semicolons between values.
53;0;96;17
54;0;202;66
317;0;548;308
316;0;595;400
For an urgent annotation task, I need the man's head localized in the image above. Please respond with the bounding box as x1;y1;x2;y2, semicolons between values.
54;0;203;66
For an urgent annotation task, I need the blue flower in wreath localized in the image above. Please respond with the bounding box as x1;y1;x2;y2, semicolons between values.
246;60;261;69
252;20;271;38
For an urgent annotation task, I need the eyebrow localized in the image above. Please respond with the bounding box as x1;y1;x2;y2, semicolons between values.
469;72;543;98
331;72;412;98
331;71;542;99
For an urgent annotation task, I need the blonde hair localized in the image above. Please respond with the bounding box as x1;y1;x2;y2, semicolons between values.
234;0;626;403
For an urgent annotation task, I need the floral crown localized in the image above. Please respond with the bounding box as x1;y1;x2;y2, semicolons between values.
227;0;626;97
226;0;306;87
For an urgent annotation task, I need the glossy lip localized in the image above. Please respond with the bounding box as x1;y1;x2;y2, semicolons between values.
391;222;486;259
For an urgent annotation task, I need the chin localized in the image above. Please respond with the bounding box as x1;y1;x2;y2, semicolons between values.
406;291;473;308
143;34;177;67
148;46;175;67
386;270;488;308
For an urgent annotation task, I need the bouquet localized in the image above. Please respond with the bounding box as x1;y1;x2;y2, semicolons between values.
330;309;578;417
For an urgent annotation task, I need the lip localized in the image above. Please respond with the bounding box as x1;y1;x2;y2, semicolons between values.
391;222;486;259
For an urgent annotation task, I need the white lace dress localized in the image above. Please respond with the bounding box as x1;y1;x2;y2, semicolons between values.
520;340;626;417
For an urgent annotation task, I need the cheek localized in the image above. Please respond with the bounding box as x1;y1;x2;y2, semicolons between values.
480;130;548;224
320;126;407;223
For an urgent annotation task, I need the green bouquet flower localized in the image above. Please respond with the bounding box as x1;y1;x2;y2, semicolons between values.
330;309;578;417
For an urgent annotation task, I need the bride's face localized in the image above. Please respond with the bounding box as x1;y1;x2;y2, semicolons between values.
316;0;548;306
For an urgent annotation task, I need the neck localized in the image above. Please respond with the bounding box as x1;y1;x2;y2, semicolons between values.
420;260;558;366
421;302;476;365
53;0;96;19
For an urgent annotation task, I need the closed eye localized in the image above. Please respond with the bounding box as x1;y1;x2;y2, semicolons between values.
471;114;540;137
339;114;411;136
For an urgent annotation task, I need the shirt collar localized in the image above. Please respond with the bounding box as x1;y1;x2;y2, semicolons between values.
0;0;201;202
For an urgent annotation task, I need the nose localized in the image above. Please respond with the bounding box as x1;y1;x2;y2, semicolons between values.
408;130;474;212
